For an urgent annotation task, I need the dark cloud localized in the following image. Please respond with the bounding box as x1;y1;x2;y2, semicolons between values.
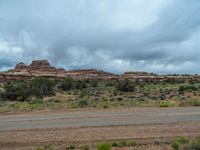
0;0;200;73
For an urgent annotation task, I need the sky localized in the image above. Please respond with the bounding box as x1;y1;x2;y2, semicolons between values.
0;0;200;74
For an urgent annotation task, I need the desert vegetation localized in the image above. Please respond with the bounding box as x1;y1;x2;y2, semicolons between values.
0;77;200;112
32;136;200;150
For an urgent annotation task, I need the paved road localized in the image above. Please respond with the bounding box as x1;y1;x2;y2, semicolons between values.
0;107;200;131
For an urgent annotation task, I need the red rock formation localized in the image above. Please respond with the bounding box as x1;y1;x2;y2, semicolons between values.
1;60;200;82
27;60;57;76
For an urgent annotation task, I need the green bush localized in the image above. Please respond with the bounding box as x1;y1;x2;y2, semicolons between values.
159;101;174;107
111;140;137;147
175;136;189;144
171;136;189;150
191;136;200;149
58;78;87;91
36;144;53;150
117;80;135;92
78;99;88;108
179;99;200;107
4;80;32;101
2;78;55;101
171;141;180;150
97;142;111;150
80;90;89;98
65;144;75;150
58;78;74;91
31;78;55;97
182;136;200;150
126;140;137;146
179;85;198;92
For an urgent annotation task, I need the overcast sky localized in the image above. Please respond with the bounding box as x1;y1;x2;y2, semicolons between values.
0;0;200;74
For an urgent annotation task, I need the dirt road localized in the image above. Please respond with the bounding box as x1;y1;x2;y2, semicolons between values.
0;107;200;149
1;107;200;131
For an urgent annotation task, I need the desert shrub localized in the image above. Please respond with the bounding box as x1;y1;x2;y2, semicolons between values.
175;136;189;144
113;91;118;96
181;136;200;150
159;101;174;107
36;144;53;150
74;80;87;89
101;97;108;101
103;105;108;109
179;99;200;107
117;80;135;92
59;78;87;91
126;140;137;146
65;144;75;150
81;144;90;150
89;79;99;87
78;99;88;108
111;140;137;147
80;90;89;98
31;99;44;104
171;136;189;150
116;97;123;101
31;78;55;98
179;85;198;92
191;136;200;149
58;78;74;91
2;78;55;101
97;142;111;150
3;80;32;101
171;141;180;150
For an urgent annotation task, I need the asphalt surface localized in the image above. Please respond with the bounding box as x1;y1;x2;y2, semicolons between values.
0;107;200;131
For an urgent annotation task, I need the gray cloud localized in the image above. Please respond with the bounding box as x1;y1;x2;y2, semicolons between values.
0;0;200;73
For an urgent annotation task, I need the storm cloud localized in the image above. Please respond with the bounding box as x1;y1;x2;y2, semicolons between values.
0;0;200;73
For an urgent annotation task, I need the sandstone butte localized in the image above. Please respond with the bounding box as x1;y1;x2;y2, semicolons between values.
0;60;200;82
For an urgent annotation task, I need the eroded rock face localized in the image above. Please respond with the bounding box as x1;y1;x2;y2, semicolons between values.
27;60;57;76
28;60;55;72
6;60;62;77
15;62;28;70
1;60;118;81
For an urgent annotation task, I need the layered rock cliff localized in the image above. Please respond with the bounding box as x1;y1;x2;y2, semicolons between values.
1;60;199;82
0;60;118;82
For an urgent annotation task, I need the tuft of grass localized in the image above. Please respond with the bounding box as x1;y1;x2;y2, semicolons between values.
175;136;190;144
159;101;174;107
111;140;137;147
81;144;90;150
97;142;111;150
171;141;180;150
171;136;189;150
65;144;75;150
36;144;53;150
126;140;137;146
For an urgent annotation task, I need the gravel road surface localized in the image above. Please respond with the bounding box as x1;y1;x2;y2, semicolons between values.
0;107;200;131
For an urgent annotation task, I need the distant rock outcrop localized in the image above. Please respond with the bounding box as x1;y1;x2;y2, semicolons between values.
8;60;59;77
0;60;200;82
0;60;118;82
